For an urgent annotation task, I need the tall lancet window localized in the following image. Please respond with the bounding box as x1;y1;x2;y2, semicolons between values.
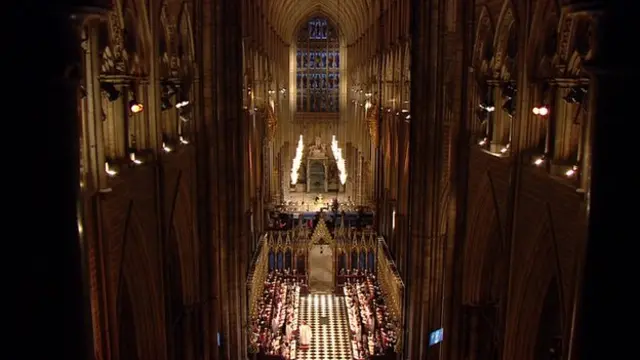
296;17;340;113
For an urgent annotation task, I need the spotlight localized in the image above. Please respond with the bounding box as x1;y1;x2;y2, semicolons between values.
479;103;495;112
502;99;515;116
179;136;189;144
104;161;118;176
478;137;488;146
532;105;549;116
175;92;190;108
100;82;121;101
563;86;587;104
501;83;517;98
565;165;578;177
500;143;510;154
161;97;173;111
129;100;144;113
533;154;546;166
129;152;143;165
162;142;173;153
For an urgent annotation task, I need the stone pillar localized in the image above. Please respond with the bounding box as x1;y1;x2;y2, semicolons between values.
405;0;448;358
571;1;640;359
9;1;108;359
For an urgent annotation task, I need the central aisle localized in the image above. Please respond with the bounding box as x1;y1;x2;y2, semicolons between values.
297;294;352;360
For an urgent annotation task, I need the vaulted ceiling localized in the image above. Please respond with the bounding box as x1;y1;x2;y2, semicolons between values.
264;0;375;44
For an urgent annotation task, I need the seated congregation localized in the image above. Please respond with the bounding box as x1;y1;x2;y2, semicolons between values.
344;273;399;359
248;268;398;359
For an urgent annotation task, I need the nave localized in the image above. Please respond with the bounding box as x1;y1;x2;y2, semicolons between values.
297;294;351;360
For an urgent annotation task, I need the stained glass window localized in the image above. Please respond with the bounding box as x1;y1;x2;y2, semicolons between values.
296;17;340;112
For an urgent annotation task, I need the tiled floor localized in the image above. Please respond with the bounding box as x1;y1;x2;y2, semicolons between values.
297;294;352;360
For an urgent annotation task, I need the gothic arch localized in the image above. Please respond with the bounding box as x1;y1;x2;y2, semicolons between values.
534;277;563;360
291;12;343;45
492;0;517;75
462;178;501;304
504;224;565;359
117;209;165;359
120;0;152;74
527;0;560;80
178;4;195;63
117;282;140;360
472;6;494;69
166;220;186;360
158;14;171;78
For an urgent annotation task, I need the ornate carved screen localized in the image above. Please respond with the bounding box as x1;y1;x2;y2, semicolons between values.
246;235;269;318
376;237;405;351
296;17;340;112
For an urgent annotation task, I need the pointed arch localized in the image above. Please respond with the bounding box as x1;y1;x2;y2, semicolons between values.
120;0;152;71
504;220;567;359
472;6;494;69
462;172;505;305
178;3;195;63
527;0;561;79
492;0;517;74
116;209;165;359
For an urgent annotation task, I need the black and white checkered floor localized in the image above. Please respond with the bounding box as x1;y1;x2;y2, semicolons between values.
297;294;352;360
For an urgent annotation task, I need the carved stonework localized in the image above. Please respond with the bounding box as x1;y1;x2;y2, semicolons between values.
493;6;514;73
474;7;493;67
107;11;125;73
266;104;278;141
367;106;380;147
557;17;574;62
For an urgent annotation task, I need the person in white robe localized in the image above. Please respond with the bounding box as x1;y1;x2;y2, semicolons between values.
285;321;293;340
299;321;312;349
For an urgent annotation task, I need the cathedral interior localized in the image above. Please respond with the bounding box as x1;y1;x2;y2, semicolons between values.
14;0;638;359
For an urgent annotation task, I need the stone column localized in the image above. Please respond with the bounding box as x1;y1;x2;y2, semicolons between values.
405;0;448;358
570;1;640;359
9;1;108;359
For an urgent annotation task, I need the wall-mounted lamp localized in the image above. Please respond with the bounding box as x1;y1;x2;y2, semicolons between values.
105;161;118;176
479;103;495;112
129;152;143;165
129;99;143;114
162;142;173;153
532;105;549;116
478;137;488;146
179;136;189;145
565;165;578;177
533;154;547;166
392;209;396;230
500;143;511;154
175;91;190;109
